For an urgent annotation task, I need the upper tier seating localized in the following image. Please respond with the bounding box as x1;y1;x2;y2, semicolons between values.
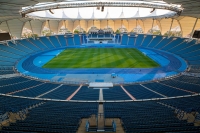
141;35;153;47
103;86;131;100
57;35;67;47
189;65;200;73
48;36;62;47
121;34;128;45
29;38;48;50
123;84;163;99
0;95;41;114
159;78;200;93
142;82;191;97
14;83;59;97
41;85;79;100
0;34;200;133
0;77;30;87
0;79;42;94
0;95;98;133
66;36;74;46
147;35;163;48
39;37;55;49
135;34;144;46
104;96;200;133
127;36;135;45
72;86;99;101
73;34;81;45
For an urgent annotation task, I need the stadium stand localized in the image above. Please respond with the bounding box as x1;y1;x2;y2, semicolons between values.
115;34;121;44
56;35;67;47
103;86;131;100
66;35;75;46
82;34;87;44
104;96;200;133
39;37;55;49
121;34;128;45
0;95;98;133
74;34;81;45
159;79;200;93
40;85;79;100
48;36;62;47
0;19;200;133
141;35;153;47
123;84;163;99
189;65;200;73
135;34;144;46
154;37;173;49
29;38;48;50
161;37;182;50
147;35;163;48
127;36;135;45
71;86;99;101
19;39;41;51
1;0;200;132
13;83;59;97
142;82;191;97
0;80;43;94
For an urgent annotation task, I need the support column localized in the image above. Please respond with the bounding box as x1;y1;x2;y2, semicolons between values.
168;19;174;36
79;20;81;30
29;20;34;35
64;20;67;31
107;20;108;28
72;20;75;32
190;18;198;38
136;19;137;28
48;20;51;33
6;21;12;39
151;19;154;32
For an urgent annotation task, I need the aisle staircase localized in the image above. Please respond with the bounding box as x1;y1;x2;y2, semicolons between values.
76;86;125;132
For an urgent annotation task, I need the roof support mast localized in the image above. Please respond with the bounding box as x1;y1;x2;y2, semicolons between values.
136;19;137;28
29;20;34;34
64;20;66;29
190;18;198;39
150;19;154;34
79;20;81;30
6;21;12;40
29;20;35;39
47;20;51;33
168;18;174;37
151;19;154;30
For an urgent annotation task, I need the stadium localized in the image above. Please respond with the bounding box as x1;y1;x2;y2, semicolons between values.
0;0;200;132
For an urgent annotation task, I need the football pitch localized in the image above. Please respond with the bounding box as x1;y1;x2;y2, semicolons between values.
42;48;160;68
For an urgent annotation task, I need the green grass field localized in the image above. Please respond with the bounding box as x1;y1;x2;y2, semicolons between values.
42;48;160;68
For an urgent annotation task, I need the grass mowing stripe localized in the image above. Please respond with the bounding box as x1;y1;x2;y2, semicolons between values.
43;48;160;68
